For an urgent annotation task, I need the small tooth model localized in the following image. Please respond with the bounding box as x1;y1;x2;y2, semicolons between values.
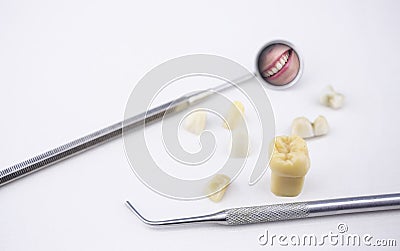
183;111;207;135
223;101;245;130
312;115;329;136
206;174;231;202
320;85;345;109
230;123;250;158
269;135;310;197
291;117;314;139
291;115;330;138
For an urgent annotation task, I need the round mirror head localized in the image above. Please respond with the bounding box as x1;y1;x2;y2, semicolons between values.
256;40;303;89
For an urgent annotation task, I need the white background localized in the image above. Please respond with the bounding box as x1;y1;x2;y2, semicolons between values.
1;0;400;250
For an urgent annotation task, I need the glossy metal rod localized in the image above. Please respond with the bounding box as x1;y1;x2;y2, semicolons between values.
0;74;255;187
125;201;227;226
125;193;400;226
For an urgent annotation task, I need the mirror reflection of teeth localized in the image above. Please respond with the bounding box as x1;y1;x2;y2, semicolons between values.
223;101;245;130
206;174;231;202
320;85;345;109
291;115;330;138
269;135;310;197
183;111;207;135
263;50;290;78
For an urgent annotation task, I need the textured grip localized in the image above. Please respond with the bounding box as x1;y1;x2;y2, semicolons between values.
225;203;310;225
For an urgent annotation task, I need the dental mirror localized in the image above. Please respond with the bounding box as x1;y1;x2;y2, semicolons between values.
256;40;303;89
1;39;304;188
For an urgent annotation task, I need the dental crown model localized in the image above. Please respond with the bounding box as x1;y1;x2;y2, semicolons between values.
230;123;250;158
183;111;207;135
320;85;345;109
206;174;231;202
223;101;245;130
291;115;329;138
269;135;310;197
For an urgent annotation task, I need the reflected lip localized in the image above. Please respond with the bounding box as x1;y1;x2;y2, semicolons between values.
262;49;293;80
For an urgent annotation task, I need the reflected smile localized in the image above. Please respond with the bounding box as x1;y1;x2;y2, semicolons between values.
262;49;293;79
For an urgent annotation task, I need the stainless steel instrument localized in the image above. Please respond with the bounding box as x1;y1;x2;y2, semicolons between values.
0;40;304;188
0;74;254;187
126;193;400;226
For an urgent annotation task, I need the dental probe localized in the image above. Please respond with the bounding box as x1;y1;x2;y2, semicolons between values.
0;74;254;187
126;193;400;226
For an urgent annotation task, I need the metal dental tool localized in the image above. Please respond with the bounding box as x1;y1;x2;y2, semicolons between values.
0;40;303;187
125;193;400;226
0;74;253;187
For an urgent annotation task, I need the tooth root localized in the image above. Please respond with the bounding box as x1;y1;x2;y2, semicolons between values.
269;135;310;197
183;111;207;135
291;117;314;139
312;115;329;136
223;101;245;130
271;173;305;197
320;85;345;109
206;174;231;202
230;124;249;158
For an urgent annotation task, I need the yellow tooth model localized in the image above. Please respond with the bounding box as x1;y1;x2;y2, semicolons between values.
223;101;245;130
269;135;310;197
206;174;231;202
183;111;207;135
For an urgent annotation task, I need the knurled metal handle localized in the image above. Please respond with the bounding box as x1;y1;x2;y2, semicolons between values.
224;202;310;225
